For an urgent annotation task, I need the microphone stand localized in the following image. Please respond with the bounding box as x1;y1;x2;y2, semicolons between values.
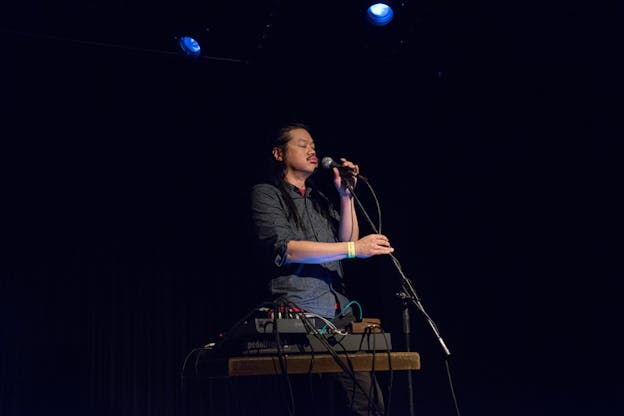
398;292;415;416
344;176;451;415
345;177;451;356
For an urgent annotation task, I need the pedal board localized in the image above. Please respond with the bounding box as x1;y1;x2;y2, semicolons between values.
240;332;392;355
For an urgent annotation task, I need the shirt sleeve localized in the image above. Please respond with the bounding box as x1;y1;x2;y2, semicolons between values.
250;184;296;267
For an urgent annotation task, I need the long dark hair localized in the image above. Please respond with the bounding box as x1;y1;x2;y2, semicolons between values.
270;123;333;232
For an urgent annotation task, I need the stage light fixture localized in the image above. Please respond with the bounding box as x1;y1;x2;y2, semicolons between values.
177;36;201;57
366;3;394;26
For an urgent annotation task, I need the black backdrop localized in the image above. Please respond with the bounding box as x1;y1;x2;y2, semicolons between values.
2;1;622;415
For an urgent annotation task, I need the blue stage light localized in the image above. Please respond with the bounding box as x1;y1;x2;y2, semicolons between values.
177;36;201;57
367;3;394;26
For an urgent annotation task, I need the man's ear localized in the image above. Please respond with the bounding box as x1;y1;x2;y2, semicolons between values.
272;147;283;162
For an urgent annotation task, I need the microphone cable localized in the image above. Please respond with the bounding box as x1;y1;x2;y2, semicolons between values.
344;168;462;416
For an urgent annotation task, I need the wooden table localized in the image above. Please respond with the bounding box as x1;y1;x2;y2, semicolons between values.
224;351;420;377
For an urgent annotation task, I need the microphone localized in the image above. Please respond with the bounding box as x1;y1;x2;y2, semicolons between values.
321;156;359;177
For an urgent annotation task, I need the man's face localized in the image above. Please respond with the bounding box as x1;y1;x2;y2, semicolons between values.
281;128;318;175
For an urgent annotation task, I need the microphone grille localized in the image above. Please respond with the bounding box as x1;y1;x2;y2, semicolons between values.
321;156;334;170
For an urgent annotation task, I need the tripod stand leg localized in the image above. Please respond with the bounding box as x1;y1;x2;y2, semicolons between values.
403;302;415;416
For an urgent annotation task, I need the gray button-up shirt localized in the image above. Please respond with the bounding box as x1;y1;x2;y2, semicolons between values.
250;181;350;318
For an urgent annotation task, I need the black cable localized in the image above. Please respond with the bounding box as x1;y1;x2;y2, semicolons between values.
378;328;394;416
291;309;323;412
358;176;383;234
362;325;393;416
346;179;452;357
194;347;209;379
179;298;286;400
211;298;279;352
366;326;377;416
314;328;382;415
345;179;381;238
445;358;462;416
346;175;460;416
179;347;206;392
286;301;385;415
272;298;296;416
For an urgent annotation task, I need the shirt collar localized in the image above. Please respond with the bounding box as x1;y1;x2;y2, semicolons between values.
284;181;311;197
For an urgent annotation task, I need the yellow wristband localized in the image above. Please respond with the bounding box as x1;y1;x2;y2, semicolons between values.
347;241;356;259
